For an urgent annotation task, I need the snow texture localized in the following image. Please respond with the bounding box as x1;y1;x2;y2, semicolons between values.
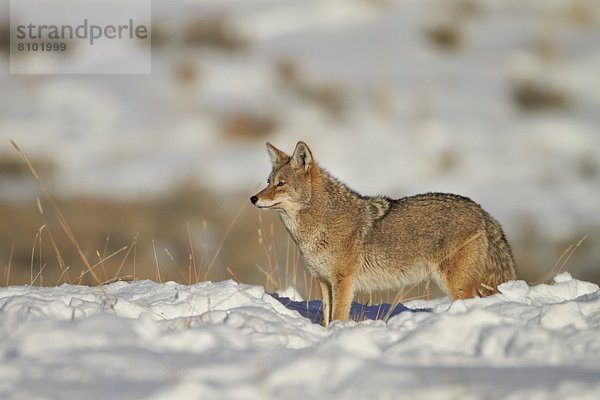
1;272;600;399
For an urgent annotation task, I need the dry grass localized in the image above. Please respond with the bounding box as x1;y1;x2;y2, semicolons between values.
424;22;464;52
0;20;9;54
275;59;347;117
0;152;55;178
2;191;597;308
221;112;278;141
11;140;100;283
0;187;314;293
538;234;589;284
511;79;570;112
2;172;597;300
150;14;247;52
149;21;172;49
174;60;201;86
564;1;597;27
0;143;304;293
421;0;482;53
183;14;247;51
2;143;598;317
577;154;599;180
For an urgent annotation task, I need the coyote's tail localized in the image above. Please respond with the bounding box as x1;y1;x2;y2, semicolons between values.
480;215;517;296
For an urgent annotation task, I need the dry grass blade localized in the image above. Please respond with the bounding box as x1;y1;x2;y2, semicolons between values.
4;241;14;286
56;266;71;285
187;222;198;283
383;278;427;322
78;246;128;284
36;198;70;283
11;140;115;310
164;248;189;282
91;246;128;271
30;225;45;284
11;139;100;284
226;267;239;281
255;263;279;292
113;233;138;281
542;233;589;284
383;289;406;322
285;235;290;290
255;213;289;294
205;199;248;280
97;236;111;281
31;263;48;286
152;239;162;283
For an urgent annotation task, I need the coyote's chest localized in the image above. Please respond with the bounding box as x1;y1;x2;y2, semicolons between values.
278;211;331;278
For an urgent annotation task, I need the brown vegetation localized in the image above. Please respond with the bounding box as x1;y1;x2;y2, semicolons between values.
1;147;598;303
0;21;9;53
221;112;278;141
183;14;247;51
511;80;570;112
275;59;347;117
424;22;464;52
0;152;55;178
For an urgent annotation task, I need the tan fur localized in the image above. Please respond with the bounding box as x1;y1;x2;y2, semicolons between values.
251;142;517;326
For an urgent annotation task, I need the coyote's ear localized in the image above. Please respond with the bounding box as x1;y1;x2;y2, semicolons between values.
266;142;288;167
291;141;313;172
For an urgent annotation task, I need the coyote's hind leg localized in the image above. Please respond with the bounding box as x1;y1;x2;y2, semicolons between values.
438;234;487;300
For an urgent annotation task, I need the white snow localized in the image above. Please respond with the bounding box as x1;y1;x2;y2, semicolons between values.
1;273;600;399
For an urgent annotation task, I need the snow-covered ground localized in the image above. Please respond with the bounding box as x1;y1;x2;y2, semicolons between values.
1;272;599;399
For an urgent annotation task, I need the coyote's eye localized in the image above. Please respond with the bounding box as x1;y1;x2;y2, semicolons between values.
277;181;286;187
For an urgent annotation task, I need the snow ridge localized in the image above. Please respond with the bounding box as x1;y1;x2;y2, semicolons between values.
1;273;599;399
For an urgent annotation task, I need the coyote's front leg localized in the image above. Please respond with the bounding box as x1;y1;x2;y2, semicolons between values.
332;271;355;321
319;280;332;327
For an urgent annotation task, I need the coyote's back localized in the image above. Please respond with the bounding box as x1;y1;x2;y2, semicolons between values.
355;193;516;299
251;141;517;326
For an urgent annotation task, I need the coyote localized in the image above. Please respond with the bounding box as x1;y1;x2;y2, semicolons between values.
251;141;516;326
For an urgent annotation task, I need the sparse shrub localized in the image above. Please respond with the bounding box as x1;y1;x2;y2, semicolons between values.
302;85;347;117
0;21;10;53
578;154;599;179
0;183;218;285
0;153;55;178
511;79;570;112
276;59;300;84
0;154;30;177
149;21;173;49
565;2;596;26
424;21;464;52
221;112;277;140
536;33;559;62
150;15;247;51
458;0;481;17
175;60;201;86
275;58;347;117
184;14;246;51
422;0;482;53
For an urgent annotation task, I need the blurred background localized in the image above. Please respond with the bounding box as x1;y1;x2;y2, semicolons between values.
1;0;599;297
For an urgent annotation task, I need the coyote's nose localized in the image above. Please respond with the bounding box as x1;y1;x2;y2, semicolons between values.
250;196;258;204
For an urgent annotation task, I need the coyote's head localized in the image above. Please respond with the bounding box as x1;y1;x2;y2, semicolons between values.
250;141;314;212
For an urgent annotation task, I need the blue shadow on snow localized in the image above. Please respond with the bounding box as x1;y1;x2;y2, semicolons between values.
270;293;430;325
